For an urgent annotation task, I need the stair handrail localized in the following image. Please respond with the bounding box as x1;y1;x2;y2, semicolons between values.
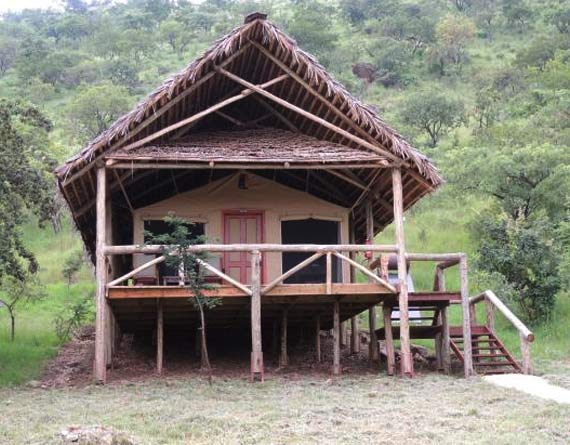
470;290;534;374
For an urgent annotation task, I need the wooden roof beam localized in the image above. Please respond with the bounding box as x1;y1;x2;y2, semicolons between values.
119;73;289;153
61;42;254;188
216;67;402;165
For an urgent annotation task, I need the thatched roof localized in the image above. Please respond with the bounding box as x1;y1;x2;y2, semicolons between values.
55;14;443;259
107;128;389;165
55;16;441;185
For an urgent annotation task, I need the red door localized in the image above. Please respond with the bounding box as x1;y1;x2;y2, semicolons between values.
223;211;264;285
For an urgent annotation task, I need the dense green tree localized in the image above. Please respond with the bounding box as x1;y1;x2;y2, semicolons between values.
435;13;477;66
501;0;533;29
447;143;570;221
0;36;18;76
547;6;570;35
472;213;560;324
67;82;132;142
400;91;466;146
0;100;55;283
159;18;194;55
287;2;338;62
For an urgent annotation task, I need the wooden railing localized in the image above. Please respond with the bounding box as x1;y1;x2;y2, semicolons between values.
469;290;534;374
104;243;399;295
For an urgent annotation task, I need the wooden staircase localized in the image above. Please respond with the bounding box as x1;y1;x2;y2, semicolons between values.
450;326;522;374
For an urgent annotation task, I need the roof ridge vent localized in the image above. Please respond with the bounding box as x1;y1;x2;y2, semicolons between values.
244;12;267;24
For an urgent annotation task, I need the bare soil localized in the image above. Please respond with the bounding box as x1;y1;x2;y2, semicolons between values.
40;327;438;387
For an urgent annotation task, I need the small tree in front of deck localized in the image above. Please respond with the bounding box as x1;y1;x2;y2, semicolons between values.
0;274;46;341
145;216;220;379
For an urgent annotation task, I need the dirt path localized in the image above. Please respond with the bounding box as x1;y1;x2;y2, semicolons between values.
484;374;570;404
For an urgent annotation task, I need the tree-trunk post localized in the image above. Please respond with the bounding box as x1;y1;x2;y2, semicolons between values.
272;319;279;357
332;300;341;375
350;316;360;354
441;306;451;374
435;310;443;371
250;250;263;382
94;165;108;384
520;332;533;375
366;200;379;362
340;321;347;348
383;305;396;376
315;315;321;363
279;308;288;367
392;168;413;377
157;299;164;375
460;255;474;377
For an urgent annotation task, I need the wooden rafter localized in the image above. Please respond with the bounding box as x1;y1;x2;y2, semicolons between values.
61;42;254;188
216;67;401;164
120;74;289;153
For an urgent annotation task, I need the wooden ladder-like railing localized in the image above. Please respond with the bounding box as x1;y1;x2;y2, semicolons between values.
449;326;522;374
450;290;534;375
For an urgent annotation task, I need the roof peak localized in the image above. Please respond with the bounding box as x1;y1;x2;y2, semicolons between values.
244;12;267;24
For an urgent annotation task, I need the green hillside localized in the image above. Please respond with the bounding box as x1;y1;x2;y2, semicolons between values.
1;0;569;385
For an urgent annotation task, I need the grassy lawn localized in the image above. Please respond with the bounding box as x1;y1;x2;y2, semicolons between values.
1;372;570;444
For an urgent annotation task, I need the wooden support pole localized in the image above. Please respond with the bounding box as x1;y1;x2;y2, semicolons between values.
157;299;164;375
279;308;288;367
272;319;279;357
350;316;360;354
392;168;413;377
325;252;332;295
94;166;107;383
383;305;396;376
315;315;321;363
333;300;341;375
520;332;533;375
441;307;451;374
460;255;474;378
250;250;263;381
340;321;347;348
366;200;379;362
434;311;443;372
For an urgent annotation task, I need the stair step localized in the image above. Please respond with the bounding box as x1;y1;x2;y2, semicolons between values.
473;354;508;358
477;369;515;375
452;338;498;343
475;361;518;367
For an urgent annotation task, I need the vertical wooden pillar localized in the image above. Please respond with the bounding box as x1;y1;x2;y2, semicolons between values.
434;310;443;371
250;250;263;381
340;322;347;347
520;333;533;375
279;308;288;367
157;299;164;375
350;316;359;354
366;201;379;361
441;306;451;374
383;305;396;376
272;319;279;357
332;300;341;375
434;266;450;373
460;255;474;377
94;166;107;383
325;252;332;295
315;315;321;363
392;168;413;377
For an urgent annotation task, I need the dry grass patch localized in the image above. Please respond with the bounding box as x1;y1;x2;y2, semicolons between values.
1;372;570;444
